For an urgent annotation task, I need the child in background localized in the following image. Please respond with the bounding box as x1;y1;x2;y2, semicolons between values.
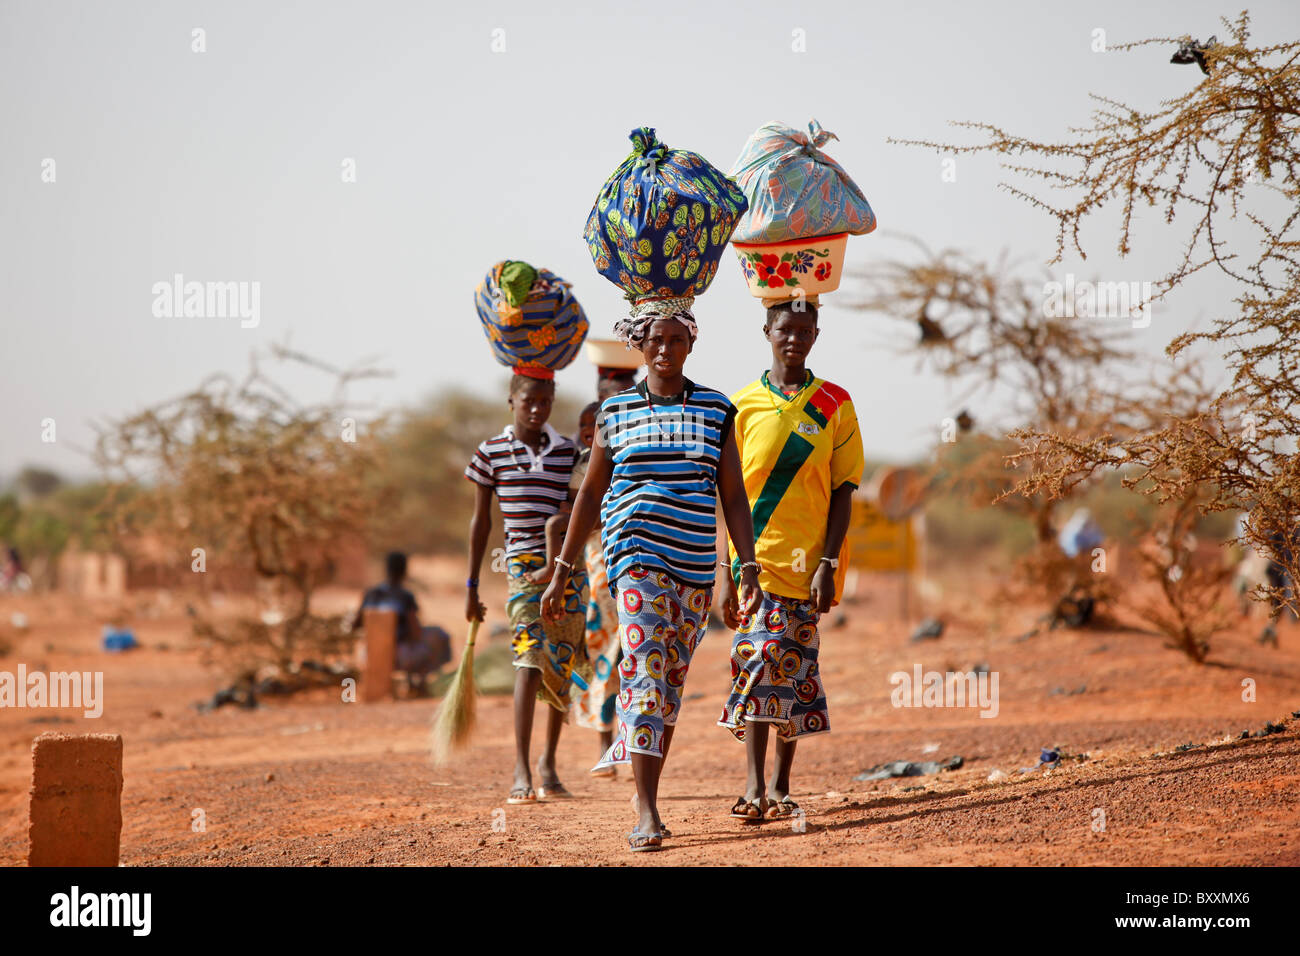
526;401;599;586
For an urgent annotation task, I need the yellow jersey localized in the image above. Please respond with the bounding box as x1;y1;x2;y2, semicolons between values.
727;371;865;604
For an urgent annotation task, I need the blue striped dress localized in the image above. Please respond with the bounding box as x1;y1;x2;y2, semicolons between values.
597;379;737;594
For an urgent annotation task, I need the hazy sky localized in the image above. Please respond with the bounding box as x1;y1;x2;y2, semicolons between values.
3;0;1295;480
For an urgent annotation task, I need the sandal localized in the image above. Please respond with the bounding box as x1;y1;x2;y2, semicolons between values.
766;797;800;819
507;786;536;805
729;796;767;823
657;823;672;839
537;783;573;800
628;830;662;852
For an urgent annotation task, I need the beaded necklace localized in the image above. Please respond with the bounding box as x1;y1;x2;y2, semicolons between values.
638;378;695;440
763;369;813;416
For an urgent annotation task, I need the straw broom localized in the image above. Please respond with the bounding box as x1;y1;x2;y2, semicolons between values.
430;618;481;765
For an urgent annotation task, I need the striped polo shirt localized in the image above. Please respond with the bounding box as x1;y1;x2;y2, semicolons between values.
465;424;578;558
597;379;737;594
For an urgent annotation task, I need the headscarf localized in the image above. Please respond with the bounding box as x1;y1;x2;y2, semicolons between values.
611;296;699;350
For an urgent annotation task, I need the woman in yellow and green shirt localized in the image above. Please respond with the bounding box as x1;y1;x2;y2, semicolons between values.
717;302;865;822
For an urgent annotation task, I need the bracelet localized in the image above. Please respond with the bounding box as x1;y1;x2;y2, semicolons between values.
466;578;478;588
738;561;762;575
554;557;574;572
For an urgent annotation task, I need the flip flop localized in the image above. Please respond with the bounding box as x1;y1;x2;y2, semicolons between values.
658;824;672;839
628;830;662;852
766;797;800;819
506;786;536;805
590;766;617;778
537;783;573;800
729;796;767;823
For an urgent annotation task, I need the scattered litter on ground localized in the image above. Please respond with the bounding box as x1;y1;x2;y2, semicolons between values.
1049;684;1087;696
987;769;1008;782
854;755;963;781
1017;747;1061;774
920;742;940;754
909;618;945;643
102;627;139;652
280;722;326;736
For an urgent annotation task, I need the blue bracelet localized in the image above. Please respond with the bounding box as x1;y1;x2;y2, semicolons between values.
466;578;479;588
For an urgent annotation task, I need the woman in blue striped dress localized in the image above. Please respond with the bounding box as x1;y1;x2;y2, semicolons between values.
542;299;762;851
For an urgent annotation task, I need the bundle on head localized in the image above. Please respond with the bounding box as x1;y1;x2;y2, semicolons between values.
429;618;480;765
583;126;748;304
474;259;588;378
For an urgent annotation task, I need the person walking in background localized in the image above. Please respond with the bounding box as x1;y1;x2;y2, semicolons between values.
574;345;644;774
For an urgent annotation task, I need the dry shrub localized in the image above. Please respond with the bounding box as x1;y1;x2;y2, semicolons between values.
94;346;391;679
893;13;1300;643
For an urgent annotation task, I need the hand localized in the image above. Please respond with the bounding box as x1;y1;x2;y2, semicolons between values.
465;587;486;623
810;560;835;614
718;571;741;630
540;573;567;624
738;564;763;621
524;562;555;586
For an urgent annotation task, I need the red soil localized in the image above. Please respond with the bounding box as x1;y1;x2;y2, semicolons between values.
1;569;1297;866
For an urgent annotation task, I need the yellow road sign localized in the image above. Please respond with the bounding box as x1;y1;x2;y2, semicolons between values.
848;498;918;573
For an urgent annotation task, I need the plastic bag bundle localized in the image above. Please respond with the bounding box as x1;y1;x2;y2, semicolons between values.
474;260;588;377
584;126;748;306
729;119;876;244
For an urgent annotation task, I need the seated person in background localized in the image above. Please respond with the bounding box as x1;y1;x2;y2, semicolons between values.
353;551;443;696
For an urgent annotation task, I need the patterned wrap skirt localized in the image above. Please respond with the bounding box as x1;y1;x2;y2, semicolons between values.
718;592;829;741
574;535;621;732
594;568;712;768
506;552;594;714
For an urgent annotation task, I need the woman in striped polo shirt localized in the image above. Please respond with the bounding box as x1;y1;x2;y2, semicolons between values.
541;300;762;851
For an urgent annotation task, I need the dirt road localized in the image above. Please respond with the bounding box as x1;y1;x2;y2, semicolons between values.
2;580;1297;866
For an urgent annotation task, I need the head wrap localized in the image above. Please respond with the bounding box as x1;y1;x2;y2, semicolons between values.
763;293;820;310
612;296;699;350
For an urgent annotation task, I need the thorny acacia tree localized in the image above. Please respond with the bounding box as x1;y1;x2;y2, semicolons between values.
894;12;1300;614
853;242;1132;609
94;346;392;676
